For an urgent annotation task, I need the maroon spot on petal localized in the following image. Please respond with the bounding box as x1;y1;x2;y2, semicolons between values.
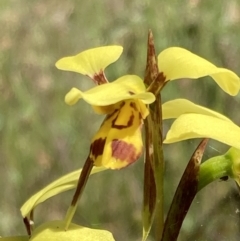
111;139;142;164
157;71;167;88
90;137;106;159
93;70;108;85
158;71;166;82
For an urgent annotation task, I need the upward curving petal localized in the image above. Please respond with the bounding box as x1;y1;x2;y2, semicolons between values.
55;46;123;78
162;98;233;122
164;113;240;150
65;75;155;106
158;47;240;95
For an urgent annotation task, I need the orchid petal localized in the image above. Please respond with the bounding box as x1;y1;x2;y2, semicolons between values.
90;100;146;169
158;47;240;95
65;75;155;106
55;46;123;78
162;98;233;122
164;113;240;150
30;221;115;241
20;167;106;218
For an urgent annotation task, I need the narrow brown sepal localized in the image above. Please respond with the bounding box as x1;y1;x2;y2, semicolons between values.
144;29;159;86
142;115;156;240
23;217;31;236
71;157;94;206
161;139;208;241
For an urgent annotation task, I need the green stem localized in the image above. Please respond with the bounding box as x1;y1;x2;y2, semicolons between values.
198;155;232;191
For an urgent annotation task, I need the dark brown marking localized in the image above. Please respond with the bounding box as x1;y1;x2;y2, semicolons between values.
93;70;108;85
103;108;118;122
158;71;167;83
130;102;138;111
104;101;126;122
110;101;136;129
71;157;94;206
112;112;134;129
23;217;31;236
118;101;126;109
111;139;142;164
220;176;229;181
90;138;106;159
129;91;135;95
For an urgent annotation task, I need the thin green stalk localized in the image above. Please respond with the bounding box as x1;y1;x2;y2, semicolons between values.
198;155;232;191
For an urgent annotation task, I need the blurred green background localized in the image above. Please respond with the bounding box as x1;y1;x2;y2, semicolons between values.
1;0;240;240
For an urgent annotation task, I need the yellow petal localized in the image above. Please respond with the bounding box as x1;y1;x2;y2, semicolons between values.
0;237;28;241
20;167;106;218
65;75;155;106
30;221;115;241
91;104;117;114
55;46;123;78
162;98;232;122
92;99;149;116
164;113;240;150
65;87;82;105
158;47;240;95
90;100;146;169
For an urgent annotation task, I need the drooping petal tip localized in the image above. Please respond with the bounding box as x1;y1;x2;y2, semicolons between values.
158;47;240;95
164;113;240;150
162;98;233;122
65;88;83;105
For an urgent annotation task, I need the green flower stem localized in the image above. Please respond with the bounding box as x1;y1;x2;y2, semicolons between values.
198;155;232;191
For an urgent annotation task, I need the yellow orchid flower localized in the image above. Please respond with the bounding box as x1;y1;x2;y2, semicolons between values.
55;45;240;169
158;47;240;95
163;99;240;150
56;46;155;169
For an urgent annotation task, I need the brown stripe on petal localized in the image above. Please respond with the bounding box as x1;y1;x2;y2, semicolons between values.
118;101;126;110
104;101;126;122
90;137;106;159
130;101;138;111
112;112;134;129
111;139;142;164
104;108;118;122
